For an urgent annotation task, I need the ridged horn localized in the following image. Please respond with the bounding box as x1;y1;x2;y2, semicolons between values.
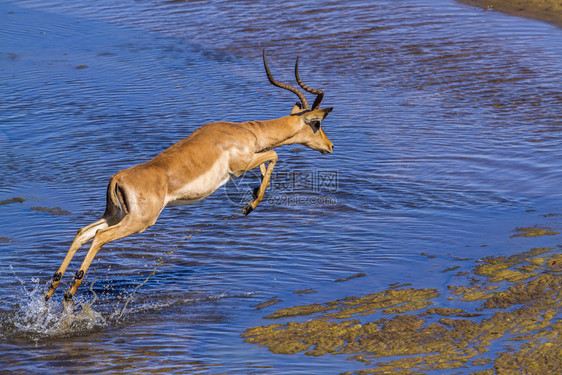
295;57;324;110
263;51;309;110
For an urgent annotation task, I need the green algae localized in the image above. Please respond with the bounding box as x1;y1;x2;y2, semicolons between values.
381;299;433;315
511;226;559;237
448;284;499;301
30;206;71;216
253;298;283;310
264;288;439;320
243;222;562;374
442;265;460;273
335;272;367;282
0;197;24;205
419;307;466;317
293;289;318;295
388;282;412;289
473;247;550;282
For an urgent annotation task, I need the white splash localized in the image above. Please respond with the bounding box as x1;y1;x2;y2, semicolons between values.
7;273;106;339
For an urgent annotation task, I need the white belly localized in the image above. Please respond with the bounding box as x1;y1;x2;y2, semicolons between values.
165;159;232;207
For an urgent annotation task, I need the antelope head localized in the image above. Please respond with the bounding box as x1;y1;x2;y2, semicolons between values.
263;51;334;154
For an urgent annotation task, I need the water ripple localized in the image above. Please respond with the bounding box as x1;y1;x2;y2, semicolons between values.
1;0;561;373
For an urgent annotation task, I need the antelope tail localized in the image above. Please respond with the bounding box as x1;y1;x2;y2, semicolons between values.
104;176;129;218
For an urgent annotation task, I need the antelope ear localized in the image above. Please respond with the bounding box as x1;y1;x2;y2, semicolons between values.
290;102;303;115
301;107;333;125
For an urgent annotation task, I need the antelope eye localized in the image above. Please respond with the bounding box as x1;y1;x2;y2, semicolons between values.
311;121;320;132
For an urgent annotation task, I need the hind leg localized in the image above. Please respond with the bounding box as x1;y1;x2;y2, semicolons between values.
64;213;151;302
45;218;110;301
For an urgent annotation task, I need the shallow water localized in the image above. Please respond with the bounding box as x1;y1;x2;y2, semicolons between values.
1;0;561;373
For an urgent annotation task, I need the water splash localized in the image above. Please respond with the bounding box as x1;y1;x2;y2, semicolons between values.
1;267;255;341
1;273;106;340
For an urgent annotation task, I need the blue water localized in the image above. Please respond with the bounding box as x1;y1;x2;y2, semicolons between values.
1;0;561;373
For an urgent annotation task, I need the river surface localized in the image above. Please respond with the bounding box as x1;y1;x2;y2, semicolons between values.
1;0;561;373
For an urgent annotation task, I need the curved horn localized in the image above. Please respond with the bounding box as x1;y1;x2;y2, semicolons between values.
295;57;324;110
263;51;309;110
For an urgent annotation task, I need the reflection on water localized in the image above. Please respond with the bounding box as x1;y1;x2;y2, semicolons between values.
1;0;561;373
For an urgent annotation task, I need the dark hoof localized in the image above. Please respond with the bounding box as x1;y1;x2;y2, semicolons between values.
242;204;254;216
63;290;75;312
252;186;260;200
64;291;73;301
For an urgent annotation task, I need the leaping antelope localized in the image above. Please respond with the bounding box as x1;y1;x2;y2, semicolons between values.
45;51;333;303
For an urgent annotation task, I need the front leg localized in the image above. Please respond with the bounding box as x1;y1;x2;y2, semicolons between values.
252;163;270;199
242;150;278;215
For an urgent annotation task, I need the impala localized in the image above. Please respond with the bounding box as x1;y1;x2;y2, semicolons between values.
45;51;334;303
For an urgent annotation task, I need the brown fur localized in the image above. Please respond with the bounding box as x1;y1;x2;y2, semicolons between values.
45;55;334;304
45;108;333;303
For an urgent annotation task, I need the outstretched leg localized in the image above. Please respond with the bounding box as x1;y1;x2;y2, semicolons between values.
242;150;278;215
252;163;269;195
63;214;150;302
45;218;109;301
252;163;271;199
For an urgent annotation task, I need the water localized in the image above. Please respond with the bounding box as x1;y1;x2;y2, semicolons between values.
1;0;561;373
